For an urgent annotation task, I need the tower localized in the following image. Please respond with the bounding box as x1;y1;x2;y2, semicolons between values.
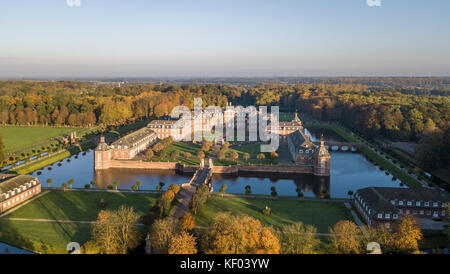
94;136;111;169
314;134;330;176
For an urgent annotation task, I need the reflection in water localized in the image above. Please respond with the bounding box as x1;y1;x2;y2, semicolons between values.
94;169;191;190
29;128;405;198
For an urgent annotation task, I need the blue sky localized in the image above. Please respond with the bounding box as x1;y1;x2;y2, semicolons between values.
0;0;449;77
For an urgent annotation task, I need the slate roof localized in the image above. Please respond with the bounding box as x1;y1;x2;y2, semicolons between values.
356;187;450;217
288;129;315;150
357;187;399;216
111;127;156;148
0;174;39;195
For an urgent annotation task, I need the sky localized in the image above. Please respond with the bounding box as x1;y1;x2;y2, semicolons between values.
0;0;449;78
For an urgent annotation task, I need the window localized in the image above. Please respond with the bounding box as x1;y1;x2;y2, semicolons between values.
377;213;383;219
407;201;412;206
420;210;424;215
416;201;421;207
406;209;410;214
385;214;390;219
399;201;404;206
391;200;395;205
424;202;429;207
393;214;398;219
433;202;438;207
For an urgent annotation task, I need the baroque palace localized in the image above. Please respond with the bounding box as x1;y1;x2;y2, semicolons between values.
94;110;330;177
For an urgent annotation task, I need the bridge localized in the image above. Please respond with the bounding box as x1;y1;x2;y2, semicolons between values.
170;161;214;219
313;141;365;152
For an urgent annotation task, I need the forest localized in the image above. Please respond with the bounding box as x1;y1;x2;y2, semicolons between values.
0;80;448;171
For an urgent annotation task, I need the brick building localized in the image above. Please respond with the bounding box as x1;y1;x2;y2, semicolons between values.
0;174;41;214
94;126;157;169
355;187;450;228
288;129;330;176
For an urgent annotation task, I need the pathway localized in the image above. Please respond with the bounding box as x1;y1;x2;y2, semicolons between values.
210;193;351;203
344;202;367;235
2;217;145;226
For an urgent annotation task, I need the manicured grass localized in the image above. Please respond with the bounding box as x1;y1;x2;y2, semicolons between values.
305;123;359;143
0;219;91;254
15;150;72;175
0;126;81;153
6;191;159;221
195;196;353;233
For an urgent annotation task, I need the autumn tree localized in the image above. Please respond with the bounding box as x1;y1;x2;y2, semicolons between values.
168;231;197;254
168;184;181;195
393;214;423;253
243;153;250;162
179;212;195;231
146;149;154;159
197;151;205;160
329;220;363;254
150;218;179;254
205;213;280;254
91;206;142;254
257;153;265;160
276;222;320;254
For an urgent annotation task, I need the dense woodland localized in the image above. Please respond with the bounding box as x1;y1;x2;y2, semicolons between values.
0;80;448;171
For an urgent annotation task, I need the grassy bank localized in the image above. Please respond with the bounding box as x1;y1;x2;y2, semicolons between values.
195;196;353;233
6;191;159;221
0;191;159;254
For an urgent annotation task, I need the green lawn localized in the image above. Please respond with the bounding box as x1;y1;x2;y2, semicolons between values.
195;196;353;233
0;126;81;153
0;219;91;254
0;191;157;254
7;191;159;221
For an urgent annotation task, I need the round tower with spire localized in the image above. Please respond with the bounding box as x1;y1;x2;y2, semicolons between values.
314;134;330;176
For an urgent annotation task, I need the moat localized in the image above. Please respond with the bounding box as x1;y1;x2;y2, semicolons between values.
29;128;406;198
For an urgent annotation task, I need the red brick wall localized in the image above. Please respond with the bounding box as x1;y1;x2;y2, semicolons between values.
0;184;41;214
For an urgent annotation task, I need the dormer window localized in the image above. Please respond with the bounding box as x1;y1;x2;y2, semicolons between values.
393;214;398;219
416;201;421;207
385;214;390;219
391;200;395;205
433;202;438;207
407;201;412;206
399;201;404;206
377;213;383;219
424;202;429;207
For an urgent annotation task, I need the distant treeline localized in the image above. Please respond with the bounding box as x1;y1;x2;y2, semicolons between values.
0;80;448;170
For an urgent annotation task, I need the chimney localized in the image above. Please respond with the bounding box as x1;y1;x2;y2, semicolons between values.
320;134;324;146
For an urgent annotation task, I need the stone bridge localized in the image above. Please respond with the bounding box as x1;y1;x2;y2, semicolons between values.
313;141;364;152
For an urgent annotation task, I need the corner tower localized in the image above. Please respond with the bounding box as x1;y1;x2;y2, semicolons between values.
94;136;111;170
314;135;330;176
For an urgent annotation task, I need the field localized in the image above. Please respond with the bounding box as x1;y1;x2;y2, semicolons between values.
0;191;159;253
194;196;353;233
6;191;159;221
0;126;81;153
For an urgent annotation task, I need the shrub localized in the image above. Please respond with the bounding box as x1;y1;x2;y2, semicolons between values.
261;206;271;216
84;184;91;189
162;190;176;202
168;184;181;195
179;213;195;231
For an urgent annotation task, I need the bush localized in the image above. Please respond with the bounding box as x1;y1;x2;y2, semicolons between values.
245;185;251;195
97;198;107;209
168;184;181;195
162;190;176;202
179;213;195;231
84;184;91;189
261;206;271;216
